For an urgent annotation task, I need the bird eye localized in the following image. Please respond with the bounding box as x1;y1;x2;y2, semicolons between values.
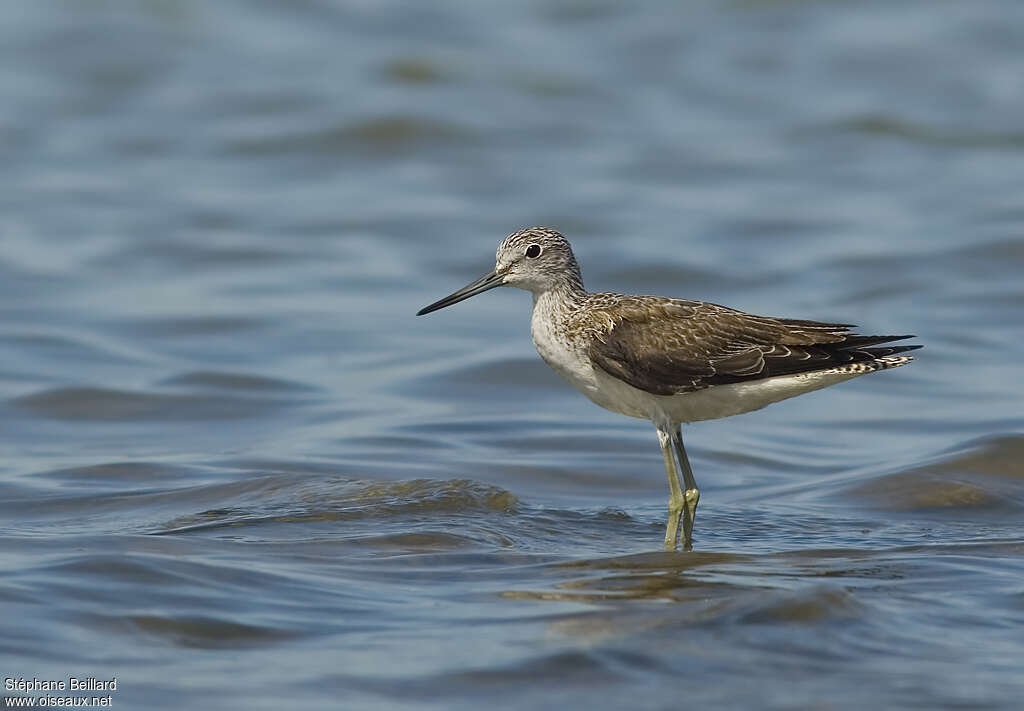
525;244;542;259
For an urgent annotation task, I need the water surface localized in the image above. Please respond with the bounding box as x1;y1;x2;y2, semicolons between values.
2;1;1023;709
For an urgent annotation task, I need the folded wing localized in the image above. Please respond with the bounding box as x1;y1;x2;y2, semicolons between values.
585;296;920;396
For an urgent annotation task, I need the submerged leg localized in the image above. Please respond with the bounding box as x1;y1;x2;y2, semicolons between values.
673;425;700;551
657;427;684;551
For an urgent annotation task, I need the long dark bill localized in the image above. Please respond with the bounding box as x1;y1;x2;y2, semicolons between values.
416;270;505;316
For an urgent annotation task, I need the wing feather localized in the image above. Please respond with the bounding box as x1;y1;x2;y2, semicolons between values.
584;295;918;396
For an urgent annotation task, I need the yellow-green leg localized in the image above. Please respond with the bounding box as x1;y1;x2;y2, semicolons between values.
674;425;700;551
657;428;685;550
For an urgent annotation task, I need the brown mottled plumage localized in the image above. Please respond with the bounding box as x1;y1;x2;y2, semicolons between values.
581;294;918;395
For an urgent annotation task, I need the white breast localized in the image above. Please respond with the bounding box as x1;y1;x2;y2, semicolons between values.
530;296;595;392
530;292;653;420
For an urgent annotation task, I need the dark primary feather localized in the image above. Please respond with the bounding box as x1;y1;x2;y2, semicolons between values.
584;295;921;396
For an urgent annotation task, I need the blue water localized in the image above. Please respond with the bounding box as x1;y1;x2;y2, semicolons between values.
2;1;1023;708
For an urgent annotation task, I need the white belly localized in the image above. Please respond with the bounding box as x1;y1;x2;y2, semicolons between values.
587;362;864;425
652;369;864;423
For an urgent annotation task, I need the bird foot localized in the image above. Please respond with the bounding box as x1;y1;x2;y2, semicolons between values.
681;488;700;551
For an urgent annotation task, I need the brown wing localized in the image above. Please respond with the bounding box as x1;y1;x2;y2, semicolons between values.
585;295;919;396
